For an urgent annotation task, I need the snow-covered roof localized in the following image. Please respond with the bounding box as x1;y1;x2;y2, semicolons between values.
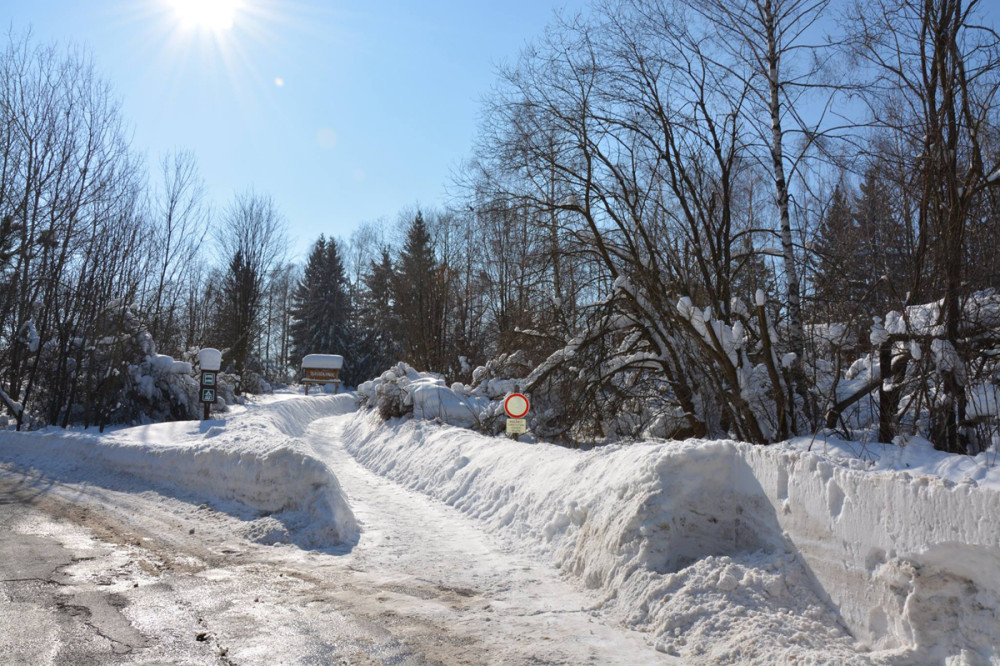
197;347;223;371
302;354;344;369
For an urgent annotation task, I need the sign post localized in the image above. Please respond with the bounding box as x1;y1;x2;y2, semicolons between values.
301;354;344;395
197;348;222;420
504;392;530;440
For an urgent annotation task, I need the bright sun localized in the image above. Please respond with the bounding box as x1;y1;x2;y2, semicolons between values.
169;0;243;30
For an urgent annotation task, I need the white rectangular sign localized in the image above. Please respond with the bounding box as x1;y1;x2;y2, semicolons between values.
506;418;527;434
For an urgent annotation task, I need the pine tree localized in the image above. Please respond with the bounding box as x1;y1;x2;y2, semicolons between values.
289;236;354;369
811;184;864;321
392;211;444;371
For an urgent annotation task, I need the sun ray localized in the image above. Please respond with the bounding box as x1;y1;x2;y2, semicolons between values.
169;0;243;31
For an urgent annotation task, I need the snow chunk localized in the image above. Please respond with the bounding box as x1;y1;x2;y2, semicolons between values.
870;317;889;346
148;354;192;375
20;320;40;353
197;347;223;371
301;354;344;370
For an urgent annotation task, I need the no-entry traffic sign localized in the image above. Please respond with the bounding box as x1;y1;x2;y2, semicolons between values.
504;393;530;419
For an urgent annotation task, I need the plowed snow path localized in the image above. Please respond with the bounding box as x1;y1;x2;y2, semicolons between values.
304;415;671;665
2;406;671;665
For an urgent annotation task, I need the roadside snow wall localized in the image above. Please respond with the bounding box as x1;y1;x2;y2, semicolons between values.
0;395;359;548
339;411;1000;664
744;445;1000;660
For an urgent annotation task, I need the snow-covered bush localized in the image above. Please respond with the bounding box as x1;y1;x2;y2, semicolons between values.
359;362;497;428
359;362;419;419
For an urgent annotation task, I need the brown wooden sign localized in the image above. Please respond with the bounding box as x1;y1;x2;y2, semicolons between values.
304;367;340;381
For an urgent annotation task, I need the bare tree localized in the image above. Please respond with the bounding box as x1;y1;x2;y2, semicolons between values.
216;189;287;391
0;32;145;429
144;151;210;352
847;0;1000;451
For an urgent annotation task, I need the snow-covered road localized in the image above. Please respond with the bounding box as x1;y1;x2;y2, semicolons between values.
1;399;672;665
4;392;999;664
303;414;670;664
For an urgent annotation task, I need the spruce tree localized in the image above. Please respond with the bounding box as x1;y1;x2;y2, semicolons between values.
855;165;909;311
812;185;863;321
392;212;443;371
353;248;398;381
289;236;354;370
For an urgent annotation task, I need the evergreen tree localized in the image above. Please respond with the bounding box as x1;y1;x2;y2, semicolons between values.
392;211;445;371
855;165;909;312
352;247;398;381
289;236;354;370
811;184;864;321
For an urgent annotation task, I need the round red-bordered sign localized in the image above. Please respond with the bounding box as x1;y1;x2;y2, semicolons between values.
504;393;530;419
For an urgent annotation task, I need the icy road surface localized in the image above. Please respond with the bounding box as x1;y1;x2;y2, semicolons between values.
0;410;671;665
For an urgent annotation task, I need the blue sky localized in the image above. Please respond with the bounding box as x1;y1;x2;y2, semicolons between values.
5;0;588;260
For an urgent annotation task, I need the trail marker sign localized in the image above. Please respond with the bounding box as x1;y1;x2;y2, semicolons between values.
197;347;222;420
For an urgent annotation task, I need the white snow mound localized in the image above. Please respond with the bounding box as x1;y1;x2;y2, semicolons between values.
337;412;1000;664
0;394;360;548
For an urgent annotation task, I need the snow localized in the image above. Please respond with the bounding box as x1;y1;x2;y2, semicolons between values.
338;412;1000;663
870;316;890;346
968;383;1000;419
0;395;359;548
197;347;222;371
2;391;998;663
148;353;192;374
21;320;40;352
301;353;344;369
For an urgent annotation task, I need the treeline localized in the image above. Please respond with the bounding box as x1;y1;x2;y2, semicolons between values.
0;34;291;429
4;0;1000;455
440;0;1000;452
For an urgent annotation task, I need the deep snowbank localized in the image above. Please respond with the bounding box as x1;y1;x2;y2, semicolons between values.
0;394;360;548
336;411;1000;664
743;444;1000;660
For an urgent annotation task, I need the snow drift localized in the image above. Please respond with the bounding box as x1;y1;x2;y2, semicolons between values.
0;394;360;548
336;411;1000;664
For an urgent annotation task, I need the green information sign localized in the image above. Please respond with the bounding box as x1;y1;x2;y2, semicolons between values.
201;371;217;386
201;388;216;403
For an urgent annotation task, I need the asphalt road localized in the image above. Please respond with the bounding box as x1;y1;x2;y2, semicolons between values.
0;477;154;664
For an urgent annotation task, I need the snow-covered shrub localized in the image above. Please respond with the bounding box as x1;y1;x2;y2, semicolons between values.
359;362;496;428
238;355;275;395
359;362;420;419
128;352;200;421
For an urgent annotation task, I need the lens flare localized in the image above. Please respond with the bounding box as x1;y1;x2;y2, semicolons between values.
169;0;243;30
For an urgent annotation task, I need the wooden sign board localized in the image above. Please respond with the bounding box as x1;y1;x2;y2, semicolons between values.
301;355;344;395
304;367;340;381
